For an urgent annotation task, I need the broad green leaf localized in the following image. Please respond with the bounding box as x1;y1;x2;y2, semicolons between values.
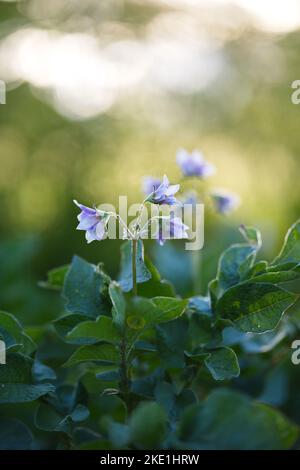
66;316;120;345
129;402;167;449
32;359;56;382
249;270;300;284
118;240;151;292
137;257;176;298
64;343;119;367
216;282;297;333
239;225;262;247
109;281;126;330
39;265;69;291
62;256;111;318
152;297;188;321
246;260;268;278
154;382;196;422
97;395;127;424
223;317;294;353
130;297;187;326
35;403;89;434
35;403;72;434
46;383;86;415
53;312;90;337
96;370;120;381
178;389;299;450
0;310;36;355
107;421;129;448
268;262;300;272
217;244;257;294
156;318;188;369
273;219;300;265
204;347;240;381
0;353;54;403
188;312;222;349
0;418;33;450
131;369;165;399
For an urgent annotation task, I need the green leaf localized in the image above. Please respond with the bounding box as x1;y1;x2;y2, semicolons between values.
273;219;300;265
178;389;299;449
96;370;120;381
35;403;89;434
39;265;69;291
239;225;262;247
0;418;33;450
62;256;111;318
53;313;90;337
66;316;120;345
249;270;300;284
131;369;165;399
64;343;119;367
216;282;297;333
32;359;56;382
0;310;36;355
204;347;240;381
246;260;268;278
35;403;72;433
0;353;55;403
154;382;196;422
130;297;187;327
129;402;167;449
137;257;176;298
109;281;126;330
188;310;222;349
217;244;257;294
118;240;151;292
156;318;188;369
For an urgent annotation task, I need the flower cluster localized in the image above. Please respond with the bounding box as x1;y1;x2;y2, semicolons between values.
145;148;240;216
74;147;240;246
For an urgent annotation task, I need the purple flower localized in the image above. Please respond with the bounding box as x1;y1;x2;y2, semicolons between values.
146;174;180;205
180;190;199;206
176;148;215;178
156;215;189;246
142;176;161;196
210;190;240;214
73;200;109;243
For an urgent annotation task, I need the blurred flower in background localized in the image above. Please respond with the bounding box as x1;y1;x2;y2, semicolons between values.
211;189;241;214
176;148;216;178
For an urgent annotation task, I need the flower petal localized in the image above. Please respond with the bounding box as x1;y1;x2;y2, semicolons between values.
73;199;97;215
77;215;99;230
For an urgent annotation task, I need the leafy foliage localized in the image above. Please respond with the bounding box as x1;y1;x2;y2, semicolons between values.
1;220;300;449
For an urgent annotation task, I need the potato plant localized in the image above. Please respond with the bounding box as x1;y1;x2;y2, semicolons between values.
1;152;300;450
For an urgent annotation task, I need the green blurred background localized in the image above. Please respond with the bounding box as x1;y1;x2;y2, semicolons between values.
0;0;300;327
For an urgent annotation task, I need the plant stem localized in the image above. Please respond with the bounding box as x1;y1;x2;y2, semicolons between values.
132;238;137;296
119;331;130;405
192;249;202;294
